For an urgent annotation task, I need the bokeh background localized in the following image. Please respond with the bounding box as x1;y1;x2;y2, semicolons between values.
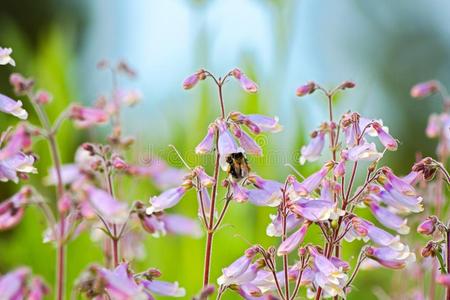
1;0;450;299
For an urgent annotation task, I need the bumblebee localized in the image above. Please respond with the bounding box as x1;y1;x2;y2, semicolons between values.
225;152;250;181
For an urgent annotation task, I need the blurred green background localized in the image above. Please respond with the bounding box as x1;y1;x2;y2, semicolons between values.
1;0;450;299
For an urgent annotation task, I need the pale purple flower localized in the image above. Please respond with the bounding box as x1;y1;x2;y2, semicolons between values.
218;262;262;287
86;186;128;223
289;199;334;222
426;113;441;138
410;80;439;98
70;105;109;128
45;164;82;186
334;160;346;177
366;200;409;234
295;82;316;97
232;68;258;93
245;114;282;133
162;214;202;238
266;211;302;237
234;128;262;156
308;247;347;298
194;166;215;188
290;162;333;196
116;88;142;106
141;280;186;297
372;122;398;151
28;277;49;300
381;180;423;213
195;124;216;154
247;175;283;207
0;94;27;119
217;120;239;158
218;246;259;285
277;221;310;256
0;267;29;299
349;218;404;249
96;263;147;299
230;181;249;203
147;186;189;214
365;245;415;269
0;152;36;183
402;171;423;186
0;125;31;160
300;130;325;165
0;47;15;66
139;213;166;237
343;142;382;162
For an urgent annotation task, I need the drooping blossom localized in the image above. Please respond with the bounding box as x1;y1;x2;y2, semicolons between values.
0;152;36;183
277;221;310;256
0;47;15;66
0;124;32;160
372;122;398;151
410;80;439;98
0;94;28;119
365;245;415;269
342;142;382;162
218;261;264;287
86;186;128;223
300;130;325;165
70;104;109;128
141;280;186;297
195;124;216;154
365;199;410;234
417;216;437;235
230;181;250;203
295;82;316;97
266;211;302;237
289;199;335;222
217;119;239;157
146;183;192;214
247;175;283;207
0;267;48;299
183;69;206;90
9;73;34;95
289;162;333;196
229;112;282;134
232;126;262;156
217;246;259;286
193;166;215;188
231;68;258;93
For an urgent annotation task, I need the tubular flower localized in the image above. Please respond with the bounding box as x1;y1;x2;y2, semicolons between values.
247;175;283;207
230;181;250;203
86;186;128;223
365;246;415;269
417;216;438;235
366;199;409;234
0;187;31;231
0;47;15;66
70;105;109;128
410;80;439;98
300;130;325;165
0;267;29;299
308;247;348;298
195;124;216;154
217;246;259;286
372;122;398;151
0;152;37;183
377;177;423;213
183;69;206;90
147;184;191;214
0;125;32;160
348;218;404;250
290;162;333;196
233;127;262;156
193;166;215;188
162;214;202;238
229;112;282;133
295;82;316;97
277;221;310;256
217;119;239;157
231;68;258;93
0;94;28;119
343;142;382;162
141;280;186;297
289;199;334;222
266;211;302;237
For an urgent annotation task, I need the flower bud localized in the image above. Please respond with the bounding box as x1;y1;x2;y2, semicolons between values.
421;241;438;258
337;81;356;90
417;216;438;235
35;90;53;105
112;155;128;170
9;73;34;95
410;80;439;98
412;157;438;181
296;82;316;97
58;193;72;215
183;69;206;90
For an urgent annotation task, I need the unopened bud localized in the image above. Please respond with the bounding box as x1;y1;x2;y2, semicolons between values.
417;216;438;235
296;82;316;97
411;80;439;98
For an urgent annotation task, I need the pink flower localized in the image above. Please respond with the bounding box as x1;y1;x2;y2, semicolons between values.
34;90;53;105
162;214;202;238
290;162;333;196
334;160;346;177
410;80;439;98
277;221;310;256
300;130;325;164
0;125;32;160
86;186;128;223
195;124;216;154
289;199;334;222
183;69;206;90
147;186;189;214
232;68;258;93
295;82;316;97
349;218;403;249
436;274;450;287
417;216;437;235
233;127;262;156
230;181;250;203
141;280;186;297
343;142;382;161
218;262;263;287
0;47;15;66
70;105;109;128
193;166;215;188
372;122;398;151
365;246;415;269
0;94;27;119
244;114;282;133
426;114;441;138
247;175;283;207
138;213;166;237
28;277;49;300
218;246;259;285
9;73;34;95
45;164;82;186
378;178;423;213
